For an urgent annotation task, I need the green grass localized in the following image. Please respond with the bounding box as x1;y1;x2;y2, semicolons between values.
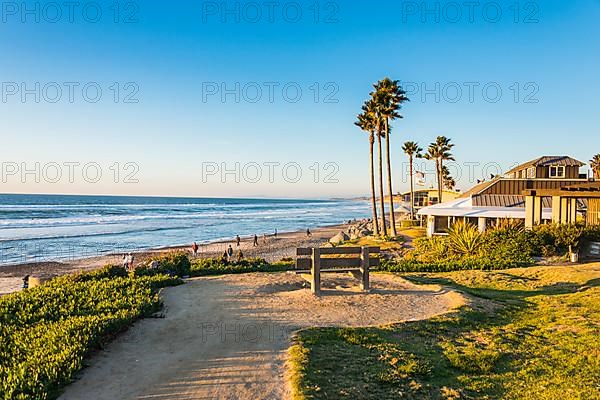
288;264;600;400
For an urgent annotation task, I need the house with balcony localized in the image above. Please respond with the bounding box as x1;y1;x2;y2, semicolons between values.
418;156;590;236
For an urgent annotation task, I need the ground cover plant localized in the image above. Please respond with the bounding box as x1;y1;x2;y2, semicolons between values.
0;266;182;400
190;257;294;276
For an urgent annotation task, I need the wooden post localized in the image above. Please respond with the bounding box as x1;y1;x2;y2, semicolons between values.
551;196;561;224
525;195;535;229
360;246;369;291
311;248;321;296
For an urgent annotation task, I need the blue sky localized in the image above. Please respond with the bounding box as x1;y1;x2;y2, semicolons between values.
0;0;598;198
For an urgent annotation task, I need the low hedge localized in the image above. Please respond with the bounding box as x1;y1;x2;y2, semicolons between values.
190;258;294;276
134;252;191;278
0;267;182;399
377;258;534;273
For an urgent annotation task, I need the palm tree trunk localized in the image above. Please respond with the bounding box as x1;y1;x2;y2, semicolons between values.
409;156;415;220
438;159;443;204
377;133;387;237
369;133;379;236
435;159;441;204
384;118;397;236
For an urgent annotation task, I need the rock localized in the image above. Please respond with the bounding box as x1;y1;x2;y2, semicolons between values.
330;231;350;245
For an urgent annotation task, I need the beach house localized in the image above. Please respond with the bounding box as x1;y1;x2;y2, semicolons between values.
418;156;591;236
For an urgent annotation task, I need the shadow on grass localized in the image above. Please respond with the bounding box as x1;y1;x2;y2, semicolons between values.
291;275;600;399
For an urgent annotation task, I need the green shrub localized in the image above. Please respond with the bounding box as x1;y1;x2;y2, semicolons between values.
0;272;182;399
447;221;482;257
134;252;191;278
190;258;292;276
378;258;532;273
480;224;539;262
413;236;451;263
75;264;128;282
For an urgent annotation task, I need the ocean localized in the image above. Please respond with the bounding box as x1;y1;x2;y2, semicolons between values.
0;194;370;266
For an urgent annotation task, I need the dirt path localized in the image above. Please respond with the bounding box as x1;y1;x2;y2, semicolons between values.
59;272;465;400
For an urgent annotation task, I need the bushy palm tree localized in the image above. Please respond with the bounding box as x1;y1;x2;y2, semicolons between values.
591;154;600;179
424;136;455;204
372;78;409;236
402;141;423;220
355;101;380;236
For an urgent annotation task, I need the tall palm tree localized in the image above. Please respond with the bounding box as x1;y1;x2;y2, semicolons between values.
435;136;455;201
376;116;388;236
424;136;455;204
372;78;409;236
355;101;380;236
423;144;441;202
591;154;600;179
402;141;423;220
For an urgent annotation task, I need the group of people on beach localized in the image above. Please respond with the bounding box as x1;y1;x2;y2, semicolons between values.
122;253;135;271
189;227;313;264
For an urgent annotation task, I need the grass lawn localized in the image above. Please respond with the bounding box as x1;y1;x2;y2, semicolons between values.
288;263;600;399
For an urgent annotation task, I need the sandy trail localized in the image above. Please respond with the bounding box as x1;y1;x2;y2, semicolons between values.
59;272;464;400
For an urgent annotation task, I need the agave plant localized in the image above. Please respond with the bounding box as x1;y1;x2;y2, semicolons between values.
447;220;482;256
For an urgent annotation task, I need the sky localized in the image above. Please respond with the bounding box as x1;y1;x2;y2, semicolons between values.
0;0;599;198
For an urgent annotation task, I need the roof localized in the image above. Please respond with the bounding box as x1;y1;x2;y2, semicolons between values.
417;197;553;219
400;189;461;196
459;178;499;198
506;156;585;175
472;194;552;208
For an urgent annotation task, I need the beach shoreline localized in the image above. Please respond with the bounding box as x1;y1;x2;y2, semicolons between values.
0;223;355;296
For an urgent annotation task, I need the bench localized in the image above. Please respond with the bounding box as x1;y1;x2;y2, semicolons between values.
295;246;380;295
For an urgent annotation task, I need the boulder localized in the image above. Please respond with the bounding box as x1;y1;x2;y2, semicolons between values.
330;231;350;245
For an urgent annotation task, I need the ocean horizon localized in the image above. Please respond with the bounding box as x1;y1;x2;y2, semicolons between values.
0;193;371;266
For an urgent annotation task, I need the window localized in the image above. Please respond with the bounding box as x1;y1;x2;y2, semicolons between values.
527;167;536;178
549;166;565;178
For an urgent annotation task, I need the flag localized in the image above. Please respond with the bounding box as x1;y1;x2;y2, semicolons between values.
415;171;425;186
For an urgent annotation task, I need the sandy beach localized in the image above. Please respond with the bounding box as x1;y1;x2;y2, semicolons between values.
0;224;352;296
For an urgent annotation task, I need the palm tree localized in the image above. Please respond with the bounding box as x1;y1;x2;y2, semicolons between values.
591;154;600;179
441;165;456;190
372;78;409;236
355;101;380;236
376;116;388;237
402;141;423;220
424;136;455;204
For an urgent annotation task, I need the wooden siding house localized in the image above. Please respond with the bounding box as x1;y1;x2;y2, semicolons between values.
418;156;590;236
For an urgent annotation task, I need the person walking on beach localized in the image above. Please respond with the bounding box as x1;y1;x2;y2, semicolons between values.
227;245;234;261
122;254;129;269
127;253;135;272
237;249;244;262
192;242;199;257
236;235;241;247
274;229;277;238
306;228;312;238
253;234;259;247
